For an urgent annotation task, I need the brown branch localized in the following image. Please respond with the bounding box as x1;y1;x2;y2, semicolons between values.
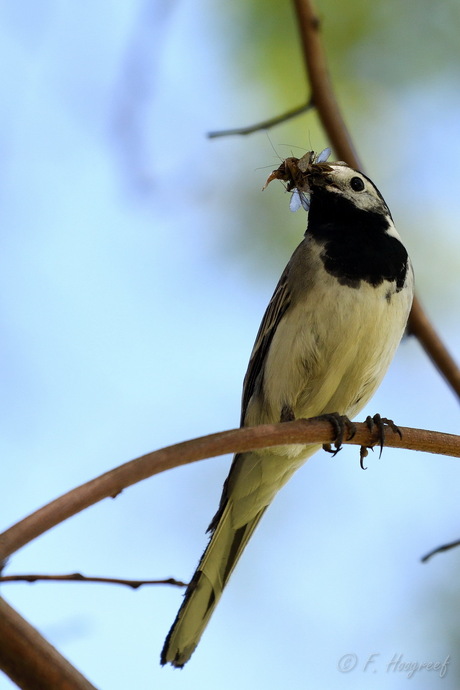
0;573;187;589
0;596;97;690
421;538;460;563
292;0;360;168
291;0;460;401
407;297;460;399
1;419;459;564
207;100;313;138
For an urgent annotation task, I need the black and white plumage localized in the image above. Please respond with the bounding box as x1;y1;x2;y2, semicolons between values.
161;155;414;668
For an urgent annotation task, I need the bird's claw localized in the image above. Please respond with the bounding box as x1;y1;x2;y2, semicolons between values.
362;413;402;461
319;413;356;457
359;445;370;470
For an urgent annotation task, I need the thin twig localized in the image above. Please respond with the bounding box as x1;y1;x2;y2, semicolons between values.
0;573;187;589
207;100;313;138
421;539;460;563
291;0;460;401
1;419;459;563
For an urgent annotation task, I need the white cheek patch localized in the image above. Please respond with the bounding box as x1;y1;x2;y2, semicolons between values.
324;179;392;218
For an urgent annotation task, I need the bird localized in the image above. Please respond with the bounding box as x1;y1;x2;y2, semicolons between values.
161;152;414;667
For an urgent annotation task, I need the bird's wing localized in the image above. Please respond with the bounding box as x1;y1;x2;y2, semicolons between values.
206;260;294;535
240;264;292;424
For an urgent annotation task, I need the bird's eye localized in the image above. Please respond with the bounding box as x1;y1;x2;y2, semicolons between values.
350;176;365;192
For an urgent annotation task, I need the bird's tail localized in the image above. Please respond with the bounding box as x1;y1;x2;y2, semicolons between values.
161;499;266;667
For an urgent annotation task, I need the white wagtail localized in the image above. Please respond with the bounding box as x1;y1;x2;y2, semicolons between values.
161;152;414;667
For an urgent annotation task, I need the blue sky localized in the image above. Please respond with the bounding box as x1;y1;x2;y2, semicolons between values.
1;3;460;689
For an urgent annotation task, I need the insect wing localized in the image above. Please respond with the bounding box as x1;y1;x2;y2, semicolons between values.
289;189;310;212
289;190;302;212
315;147;331;163
300;191;310;211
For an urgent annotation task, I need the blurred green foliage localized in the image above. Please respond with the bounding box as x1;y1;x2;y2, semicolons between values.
219;0;460;93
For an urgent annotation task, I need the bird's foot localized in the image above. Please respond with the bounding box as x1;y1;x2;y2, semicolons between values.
318;412;356;457
359;413;402;469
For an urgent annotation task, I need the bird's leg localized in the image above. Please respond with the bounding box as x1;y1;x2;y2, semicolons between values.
280;404;296;422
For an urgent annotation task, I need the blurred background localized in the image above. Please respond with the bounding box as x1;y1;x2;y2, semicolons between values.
1;1;460;688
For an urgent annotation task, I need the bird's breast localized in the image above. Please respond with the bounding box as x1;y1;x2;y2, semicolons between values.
248;261;413;427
